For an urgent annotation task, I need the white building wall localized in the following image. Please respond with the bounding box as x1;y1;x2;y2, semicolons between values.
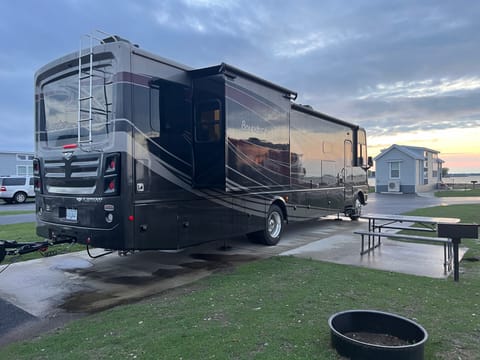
0;152;34;176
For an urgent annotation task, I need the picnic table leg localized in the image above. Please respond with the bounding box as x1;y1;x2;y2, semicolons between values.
443;243;447;274
448;243;453;272
368;219;372;252
452;238;461;282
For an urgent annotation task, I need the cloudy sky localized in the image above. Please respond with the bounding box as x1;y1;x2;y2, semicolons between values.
1;0;479;173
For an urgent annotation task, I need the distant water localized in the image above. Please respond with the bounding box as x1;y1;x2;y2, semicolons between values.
443;175;480;184
368;174;480;187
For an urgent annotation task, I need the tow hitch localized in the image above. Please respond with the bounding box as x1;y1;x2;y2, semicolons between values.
0;237;76;263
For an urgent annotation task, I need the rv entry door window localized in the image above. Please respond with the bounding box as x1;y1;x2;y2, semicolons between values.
195;100;222;142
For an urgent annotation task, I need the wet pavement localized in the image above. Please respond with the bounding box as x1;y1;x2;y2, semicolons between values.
281;224;468;278
0;192;479;346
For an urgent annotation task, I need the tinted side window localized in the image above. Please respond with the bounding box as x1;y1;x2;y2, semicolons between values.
4;178;25;186
29;178;34;186
195;100;222;142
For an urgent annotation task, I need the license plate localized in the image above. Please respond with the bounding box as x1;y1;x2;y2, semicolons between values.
66;208;78;221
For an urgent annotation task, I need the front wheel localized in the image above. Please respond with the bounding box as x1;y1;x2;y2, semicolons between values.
349;198;362;220
261;204;284;246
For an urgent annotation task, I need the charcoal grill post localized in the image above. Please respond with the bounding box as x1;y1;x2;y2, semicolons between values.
438;223;479;282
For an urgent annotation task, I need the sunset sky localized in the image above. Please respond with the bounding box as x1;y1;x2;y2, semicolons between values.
1;0;479;174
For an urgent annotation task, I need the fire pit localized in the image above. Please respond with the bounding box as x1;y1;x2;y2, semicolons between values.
329;310;428;360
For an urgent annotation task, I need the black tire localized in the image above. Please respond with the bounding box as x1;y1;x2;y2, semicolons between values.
14;192;27;204
261;204;284;246
246;231;261;242
349;198;362;221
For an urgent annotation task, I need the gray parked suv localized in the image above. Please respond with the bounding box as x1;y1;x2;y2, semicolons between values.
0;176;35;204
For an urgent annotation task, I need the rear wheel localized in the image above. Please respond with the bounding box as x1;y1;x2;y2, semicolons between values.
14;192;27;204
261;204;284;246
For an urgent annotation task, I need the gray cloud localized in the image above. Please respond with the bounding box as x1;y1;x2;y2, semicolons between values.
0;0;479;153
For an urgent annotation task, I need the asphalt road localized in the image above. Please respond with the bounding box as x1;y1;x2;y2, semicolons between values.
0;201;35;225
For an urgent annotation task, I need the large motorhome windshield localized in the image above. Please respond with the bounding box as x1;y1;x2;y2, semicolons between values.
42;65;113;147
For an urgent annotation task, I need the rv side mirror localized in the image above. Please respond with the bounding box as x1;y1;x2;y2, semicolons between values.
367;156;373;167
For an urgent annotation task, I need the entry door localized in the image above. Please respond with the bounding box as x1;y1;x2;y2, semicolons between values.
193;99;225;188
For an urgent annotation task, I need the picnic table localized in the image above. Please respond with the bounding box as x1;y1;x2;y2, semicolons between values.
354;213;460;273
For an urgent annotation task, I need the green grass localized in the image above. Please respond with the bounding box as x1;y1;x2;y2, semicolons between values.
0;210;35;216
2;205;480;359
0;222;84;262
435;188;480;197
0;222;44;243
404;204;479;223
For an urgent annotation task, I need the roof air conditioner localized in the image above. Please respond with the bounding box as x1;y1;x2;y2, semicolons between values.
388;180;400;192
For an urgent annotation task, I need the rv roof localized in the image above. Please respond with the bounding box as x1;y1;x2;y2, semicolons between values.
291;103;359;130
189;63;298;100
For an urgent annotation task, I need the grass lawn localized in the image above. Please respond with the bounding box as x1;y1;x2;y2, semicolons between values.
435;188;480;197
1;205;480;359
0;222;84;262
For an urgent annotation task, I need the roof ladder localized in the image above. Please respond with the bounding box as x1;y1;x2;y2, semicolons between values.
77;31;112;147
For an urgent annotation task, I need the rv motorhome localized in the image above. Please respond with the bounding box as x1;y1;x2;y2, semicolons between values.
33;33;371;253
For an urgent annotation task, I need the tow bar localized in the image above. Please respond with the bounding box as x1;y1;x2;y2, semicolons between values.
0;237;76;263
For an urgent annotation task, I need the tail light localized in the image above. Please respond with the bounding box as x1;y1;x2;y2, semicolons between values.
103;153;120;195
105;153;120;174
0;186;6;192
33;158;40;176
33;158;42;193
34;178;42;193
104;177;119;195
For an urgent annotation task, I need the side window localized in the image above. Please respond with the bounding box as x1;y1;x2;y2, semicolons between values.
4;178;24;186
134;83;160;136
195;100;222;142
17;165;32;176
150;85;160;134
29;178;34;186
344;140;353;166
390;162;400;179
